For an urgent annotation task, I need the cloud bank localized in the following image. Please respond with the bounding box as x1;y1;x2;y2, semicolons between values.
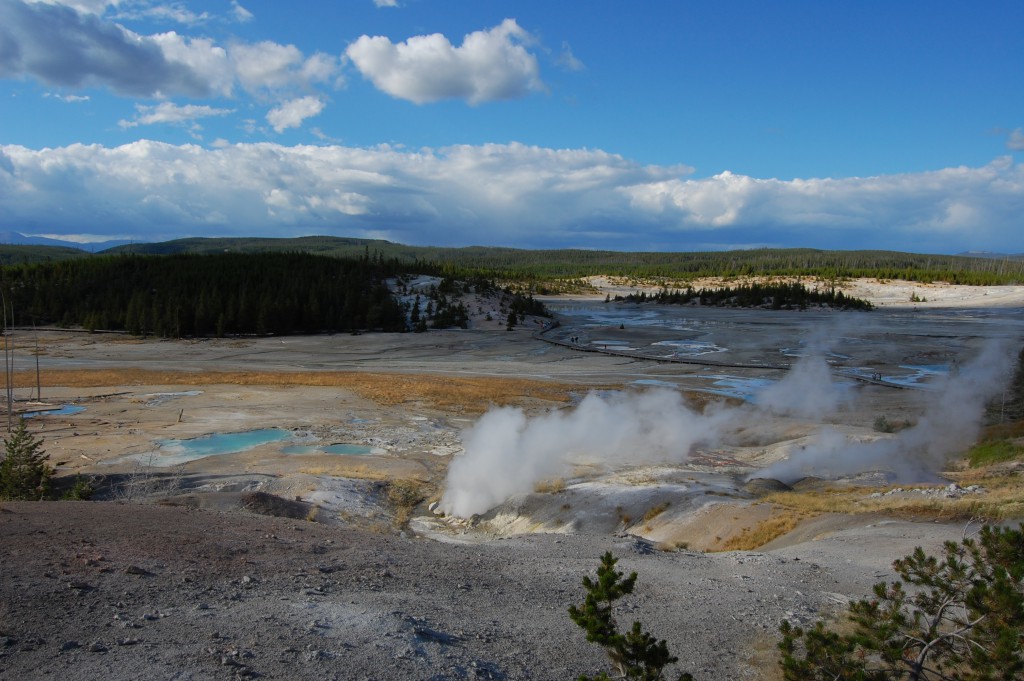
1;140;1021;251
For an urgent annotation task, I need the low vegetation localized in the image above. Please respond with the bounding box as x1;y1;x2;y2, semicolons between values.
7;367;595;413
382;478;427;528
761;471;1024;522
967;439;1024;467
873;415;911;433
534;478;568;494
719;508;813;551
778;523;1024;680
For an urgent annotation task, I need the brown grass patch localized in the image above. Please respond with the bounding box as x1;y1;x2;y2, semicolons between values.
761;469;1024;522
642;501;671;523
384;479;427;528
534;478;567;494
14;369;589;413
718;507;814;551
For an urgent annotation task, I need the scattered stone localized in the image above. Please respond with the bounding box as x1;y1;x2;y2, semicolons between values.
413;626;459;645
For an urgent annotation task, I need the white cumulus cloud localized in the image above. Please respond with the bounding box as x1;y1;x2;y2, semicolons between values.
1009;128;1024;152
118;102;234;128
266;96;325;133
346;18;544;104
229;41;341;97
231;0;253;22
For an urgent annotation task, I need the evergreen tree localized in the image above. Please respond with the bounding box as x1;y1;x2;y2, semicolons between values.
779;524;1024;681
0;418;52;500
569;552;694;681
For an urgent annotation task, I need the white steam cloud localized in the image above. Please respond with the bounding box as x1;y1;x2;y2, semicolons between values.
758;354;851;419
439;341;1015;518
439;389;727;518
757;341;1013;484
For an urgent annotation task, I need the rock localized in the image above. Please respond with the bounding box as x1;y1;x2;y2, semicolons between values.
742;477;792;495
88;641;108;653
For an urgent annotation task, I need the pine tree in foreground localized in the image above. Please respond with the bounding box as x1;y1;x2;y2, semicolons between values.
778;524;1024;681
0;418;52;500
569;551;694;681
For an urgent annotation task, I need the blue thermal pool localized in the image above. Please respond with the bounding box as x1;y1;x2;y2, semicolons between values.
23;404;85;418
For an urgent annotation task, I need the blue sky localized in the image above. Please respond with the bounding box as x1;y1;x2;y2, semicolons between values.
1;0;1022;253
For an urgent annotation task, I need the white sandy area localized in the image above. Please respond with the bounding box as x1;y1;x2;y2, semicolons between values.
576;276;1024;309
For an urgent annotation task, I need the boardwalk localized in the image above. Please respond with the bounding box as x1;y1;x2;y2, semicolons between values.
535;319;914;389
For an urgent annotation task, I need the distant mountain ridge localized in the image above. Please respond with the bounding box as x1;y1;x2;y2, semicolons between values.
0;231;132;251
1;235;1023;284
957;250;1024;261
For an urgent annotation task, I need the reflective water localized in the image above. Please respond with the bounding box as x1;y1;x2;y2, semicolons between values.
652;339;724;356
23;404;85;418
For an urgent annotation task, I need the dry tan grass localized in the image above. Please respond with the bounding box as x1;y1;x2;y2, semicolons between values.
534;478;567;494
718;507;814;551
642;501;671;523
384;479;427;528
761;470;1024;522
13;369;592;413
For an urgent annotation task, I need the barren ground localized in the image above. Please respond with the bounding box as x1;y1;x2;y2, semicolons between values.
2;278;1023;680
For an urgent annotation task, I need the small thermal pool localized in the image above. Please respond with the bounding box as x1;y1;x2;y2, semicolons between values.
106;428;291;467
701;376;776;402
159;428;291;457
888;364;949;387
23;404;85;418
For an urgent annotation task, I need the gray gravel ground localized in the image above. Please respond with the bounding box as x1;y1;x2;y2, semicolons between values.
0;502;966;681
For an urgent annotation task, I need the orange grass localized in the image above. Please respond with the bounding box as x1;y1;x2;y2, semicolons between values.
12;369;591;413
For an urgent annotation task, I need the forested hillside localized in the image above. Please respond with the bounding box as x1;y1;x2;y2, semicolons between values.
614;281;874;311
97;238;1024;285
3;237;1024;285
0;252;413;336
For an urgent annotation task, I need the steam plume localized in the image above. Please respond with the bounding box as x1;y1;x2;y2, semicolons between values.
439;389;725;518
756;340;1013;483
440;340;1015;518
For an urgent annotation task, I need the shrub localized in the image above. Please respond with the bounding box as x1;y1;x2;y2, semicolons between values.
967;439;1023;467
61;474;94;500
0;418;52;501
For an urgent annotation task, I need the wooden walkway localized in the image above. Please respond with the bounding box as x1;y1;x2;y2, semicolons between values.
534;320;914;389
